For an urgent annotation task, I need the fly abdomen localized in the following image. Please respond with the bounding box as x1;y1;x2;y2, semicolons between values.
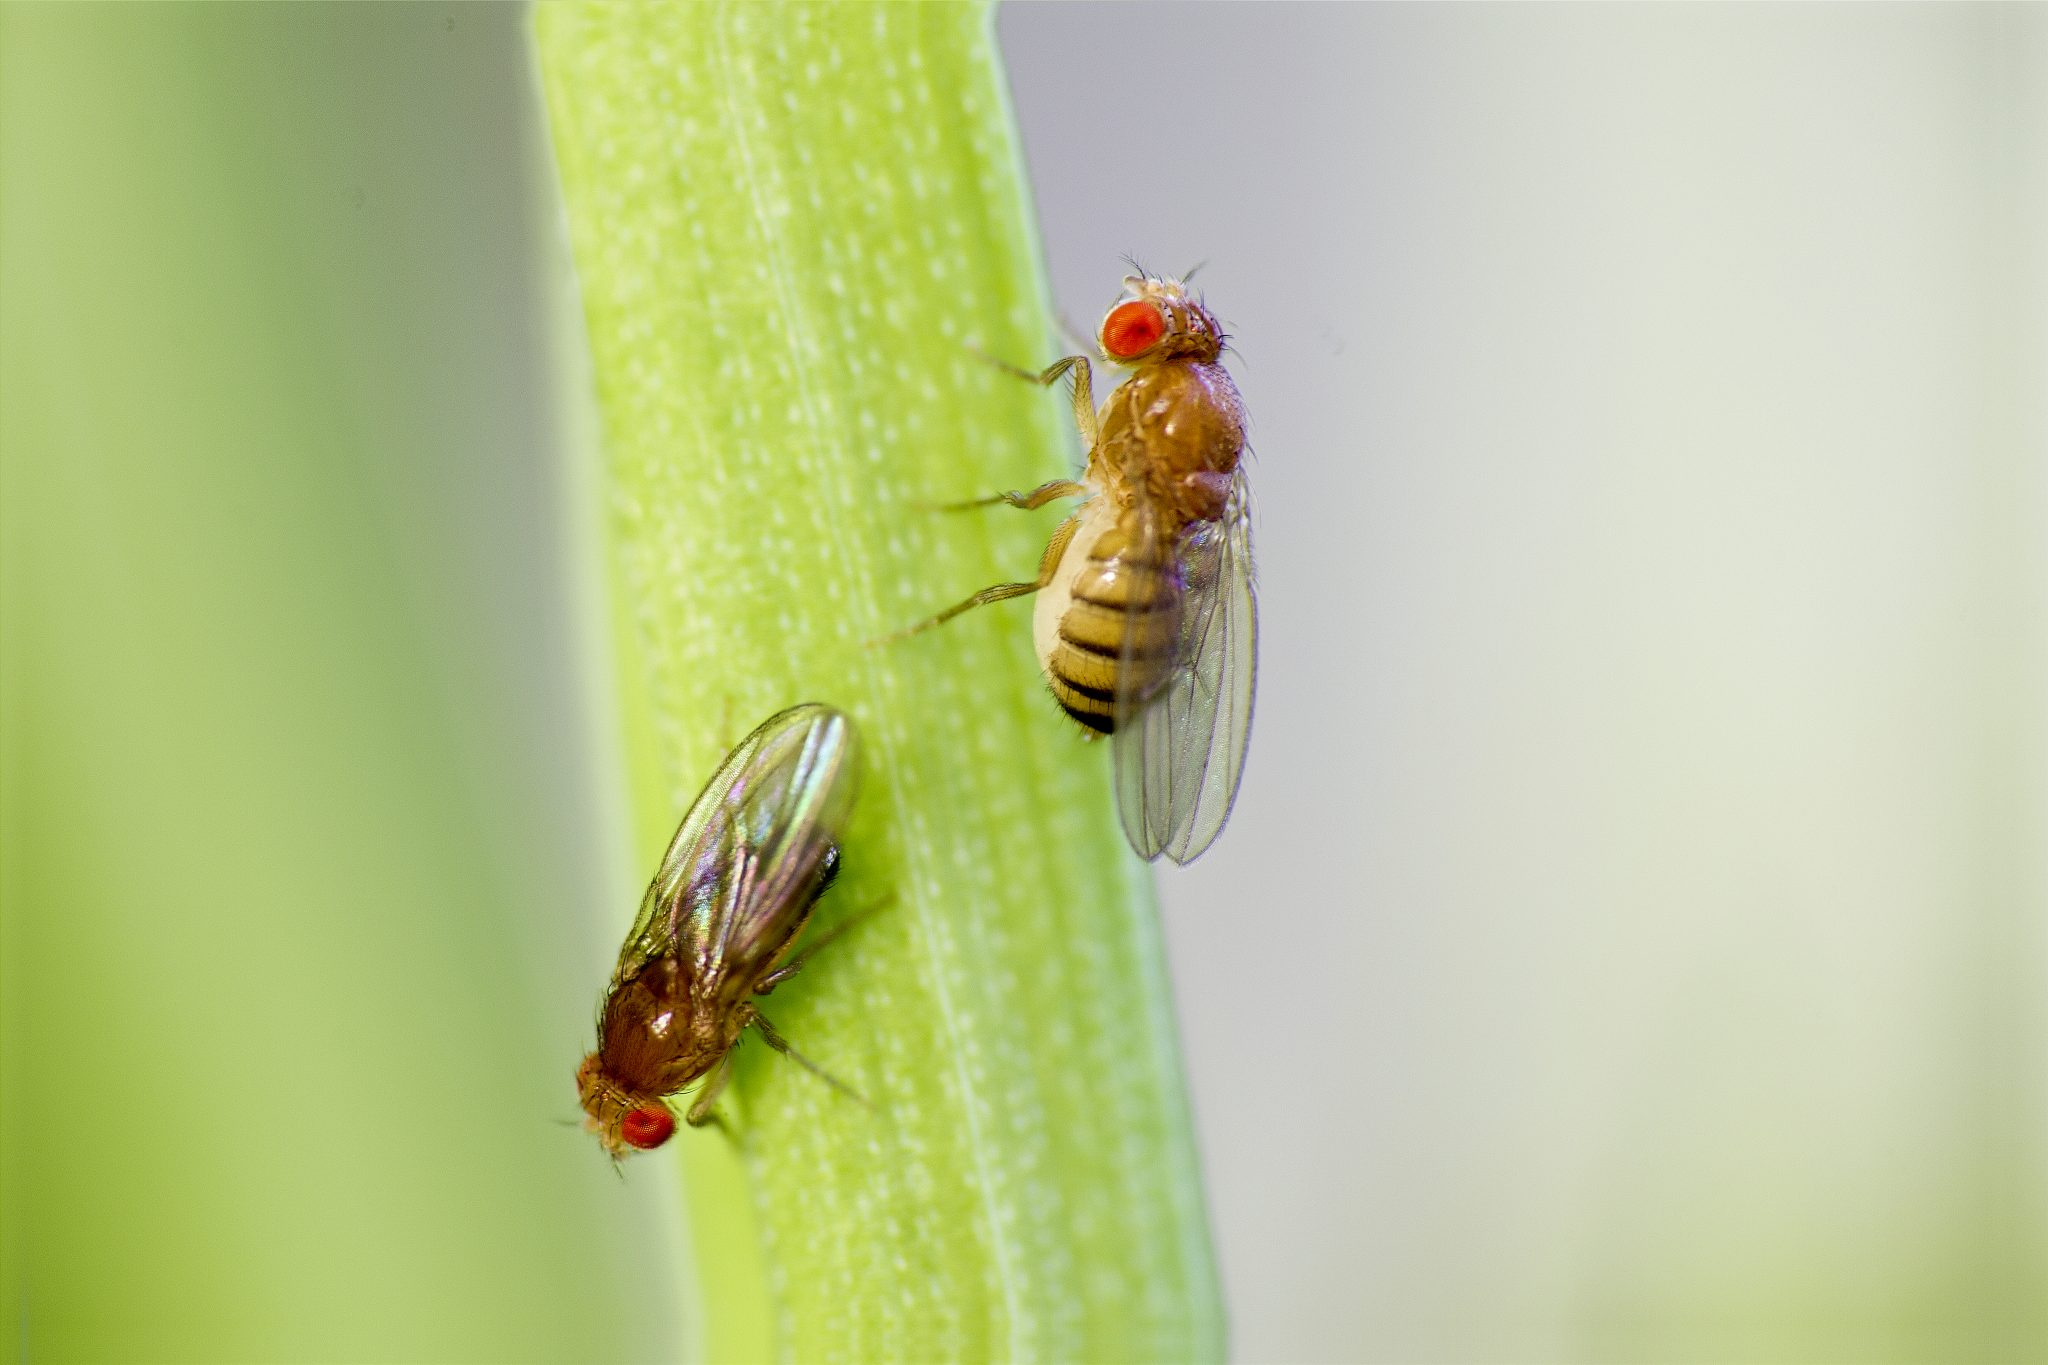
1047;535;1179;735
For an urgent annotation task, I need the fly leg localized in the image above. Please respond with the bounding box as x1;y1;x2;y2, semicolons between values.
872;512;1082;644
747;847;841;988
1038;355;1101;450
873;582;1037;643
744;1007;867;1106
971;349;1101;448
1056;312;1096;356
752;892;894;996
684;1052;735;1130
938;479;1087;512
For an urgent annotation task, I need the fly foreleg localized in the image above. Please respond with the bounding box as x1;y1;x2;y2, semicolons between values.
974;349;1101;449
1038;355;1100;450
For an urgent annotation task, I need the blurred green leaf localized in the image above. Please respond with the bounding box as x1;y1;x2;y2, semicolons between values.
1;7;676;1361
536;3;1222;1360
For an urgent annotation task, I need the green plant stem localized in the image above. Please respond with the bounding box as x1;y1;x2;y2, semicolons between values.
536;3;1222;1361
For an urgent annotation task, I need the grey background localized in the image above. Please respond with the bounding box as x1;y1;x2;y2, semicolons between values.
999;5;2046;1363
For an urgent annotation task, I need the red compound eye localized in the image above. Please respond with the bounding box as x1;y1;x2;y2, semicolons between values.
1101;300;1166;359
621;1105;676;1150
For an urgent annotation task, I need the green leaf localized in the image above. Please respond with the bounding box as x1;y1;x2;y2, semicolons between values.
535;3;1223;1360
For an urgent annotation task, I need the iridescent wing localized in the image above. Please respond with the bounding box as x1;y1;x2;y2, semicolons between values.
613;703;860;1004
1113;468;1257;864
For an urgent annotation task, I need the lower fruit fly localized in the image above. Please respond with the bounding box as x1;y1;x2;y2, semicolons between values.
897;272;1256;865
577;703;862;1158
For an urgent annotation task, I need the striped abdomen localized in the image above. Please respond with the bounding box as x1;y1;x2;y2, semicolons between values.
1033;502;1180;734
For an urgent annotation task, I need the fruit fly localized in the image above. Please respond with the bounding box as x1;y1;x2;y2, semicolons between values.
898;272;1255;865
576;703;862;1158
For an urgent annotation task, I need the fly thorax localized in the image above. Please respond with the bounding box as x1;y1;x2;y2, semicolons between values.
1179;470;1232;522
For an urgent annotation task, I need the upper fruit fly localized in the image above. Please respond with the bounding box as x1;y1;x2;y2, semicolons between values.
577;703;863;1158
896;271;1256;865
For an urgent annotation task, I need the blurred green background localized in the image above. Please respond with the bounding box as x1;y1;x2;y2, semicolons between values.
3;6;677;1360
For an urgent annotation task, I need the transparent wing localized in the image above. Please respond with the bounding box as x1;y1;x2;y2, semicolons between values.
1113;469;1257;864
613;703;860;1000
